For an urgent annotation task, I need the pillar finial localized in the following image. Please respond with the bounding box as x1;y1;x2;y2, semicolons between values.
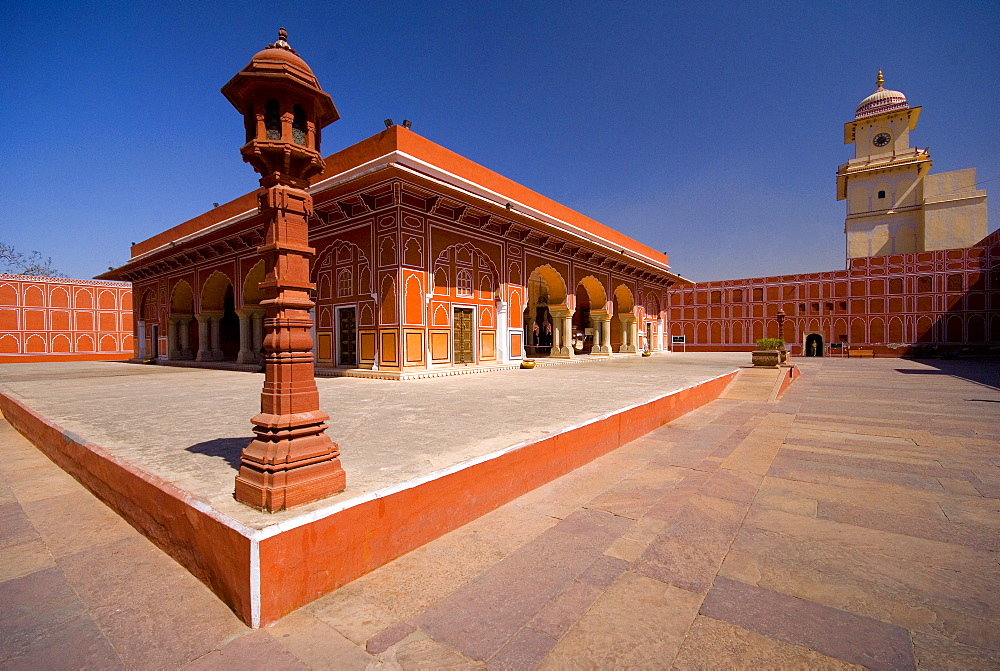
268;27;297;54
876;69;884;89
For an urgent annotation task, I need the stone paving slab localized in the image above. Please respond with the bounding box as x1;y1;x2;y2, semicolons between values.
2;357;999;668
0;353;745;528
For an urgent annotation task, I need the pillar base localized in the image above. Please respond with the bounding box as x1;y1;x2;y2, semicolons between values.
235;412;346;513
591;345;612;355
236;349;258;364
195;350;212;362
619;345;638;353
549;346;573;358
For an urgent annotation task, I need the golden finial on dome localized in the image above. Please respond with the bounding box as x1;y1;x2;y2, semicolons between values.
876;69;884;89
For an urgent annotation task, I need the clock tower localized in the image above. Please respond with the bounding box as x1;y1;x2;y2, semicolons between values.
837;72;987;260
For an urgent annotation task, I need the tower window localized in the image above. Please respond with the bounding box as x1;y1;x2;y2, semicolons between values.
877;190;886;199
292;105;307;146
265;100;281;140
244;105;255;143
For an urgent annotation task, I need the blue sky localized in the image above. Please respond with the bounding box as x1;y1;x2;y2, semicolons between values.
1;1;997;282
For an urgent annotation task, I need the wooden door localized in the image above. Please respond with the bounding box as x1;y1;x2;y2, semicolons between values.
338;307;357;366
454;308;474;364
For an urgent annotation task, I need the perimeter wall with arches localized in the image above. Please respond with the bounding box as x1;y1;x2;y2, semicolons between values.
0;275;133;362
666;229;999;357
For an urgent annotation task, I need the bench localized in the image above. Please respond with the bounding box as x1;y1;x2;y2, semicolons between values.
848;349;875;358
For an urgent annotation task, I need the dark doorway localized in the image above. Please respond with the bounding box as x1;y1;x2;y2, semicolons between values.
805;333;824;357
454;307;474;364
524;305;552;357
338;307;357;366
220;286;240;359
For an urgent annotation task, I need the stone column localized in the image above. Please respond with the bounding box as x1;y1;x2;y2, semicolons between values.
549;308;574;358
195;315;212;361
209;314;223;360
236;310;255;363
179;318;193;359
590;311;611;355
167;318;180;359
251;310;264;359
234;181;346;512
618;315;638;353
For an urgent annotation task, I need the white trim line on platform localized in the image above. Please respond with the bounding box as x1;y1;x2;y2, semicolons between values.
246;367;738;542
250;538;261;628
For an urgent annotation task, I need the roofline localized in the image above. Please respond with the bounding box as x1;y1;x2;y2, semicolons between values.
121;126;673;274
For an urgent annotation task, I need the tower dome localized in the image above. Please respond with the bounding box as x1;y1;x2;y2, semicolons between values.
854;70;909;120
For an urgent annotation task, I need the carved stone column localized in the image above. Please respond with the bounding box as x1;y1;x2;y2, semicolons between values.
224;28;345;512
236;310;255;363
209;314;223;360
195;315;212;361
178;318;193;359
234;182;345;511
167;318;180;359
618;315;638;353
251;310;264;360
549;308;574;358
590;311;611;355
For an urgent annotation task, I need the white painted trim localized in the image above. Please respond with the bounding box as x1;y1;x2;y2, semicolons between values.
250;538;261;628
247;367;738;541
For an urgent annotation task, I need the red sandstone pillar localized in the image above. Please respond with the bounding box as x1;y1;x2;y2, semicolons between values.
222;29;345;511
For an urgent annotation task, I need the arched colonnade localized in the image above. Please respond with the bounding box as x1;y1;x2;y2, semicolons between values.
523;265;643;358
163;263;267;363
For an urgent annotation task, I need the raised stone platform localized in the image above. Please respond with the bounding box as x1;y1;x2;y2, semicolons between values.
0;353;748;626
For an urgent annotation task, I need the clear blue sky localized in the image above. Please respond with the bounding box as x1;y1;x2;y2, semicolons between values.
2;1;997;282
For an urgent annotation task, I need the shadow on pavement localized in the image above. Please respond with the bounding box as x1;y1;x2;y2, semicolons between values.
186;437;247;470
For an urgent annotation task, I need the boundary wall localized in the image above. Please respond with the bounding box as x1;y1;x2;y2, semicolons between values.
667;230;999;357
0;275;133;362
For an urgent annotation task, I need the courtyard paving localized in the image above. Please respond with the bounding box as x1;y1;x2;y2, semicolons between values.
1;357;999;668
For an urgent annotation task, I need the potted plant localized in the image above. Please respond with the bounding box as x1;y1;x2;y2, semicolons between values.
752;338;784;368
520;359;536;369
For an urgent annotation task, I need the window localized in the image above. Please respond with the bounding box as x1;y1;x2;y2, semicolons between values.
457;269;473;297
244;106;255;143
265;100;281;140
338;269;352;297
917;276;932;293
292;105;307;146
877;190;886;199
710;290;722;304
732;289;743;302
947;274;963;292
888;278;903;294
752;288;763;301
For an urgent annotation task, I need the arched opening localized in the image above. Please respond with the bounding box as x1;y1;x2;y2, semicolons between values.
265;99;281;140
199;272;238;361
169;281;196;359
524;265;567;358
138;289;158;359
612;285;636;353
805;333;824;357
292;104;307;146
573;277;608;354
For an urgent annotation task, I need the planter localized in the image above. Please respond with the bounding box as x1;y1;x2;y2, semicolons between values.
520;360;536;369
779;349;789;364
641;351;652;357
751;349;780;368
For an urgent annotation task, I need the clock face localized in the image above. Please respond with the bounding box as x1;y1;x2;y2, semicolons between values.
873;132;891;148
